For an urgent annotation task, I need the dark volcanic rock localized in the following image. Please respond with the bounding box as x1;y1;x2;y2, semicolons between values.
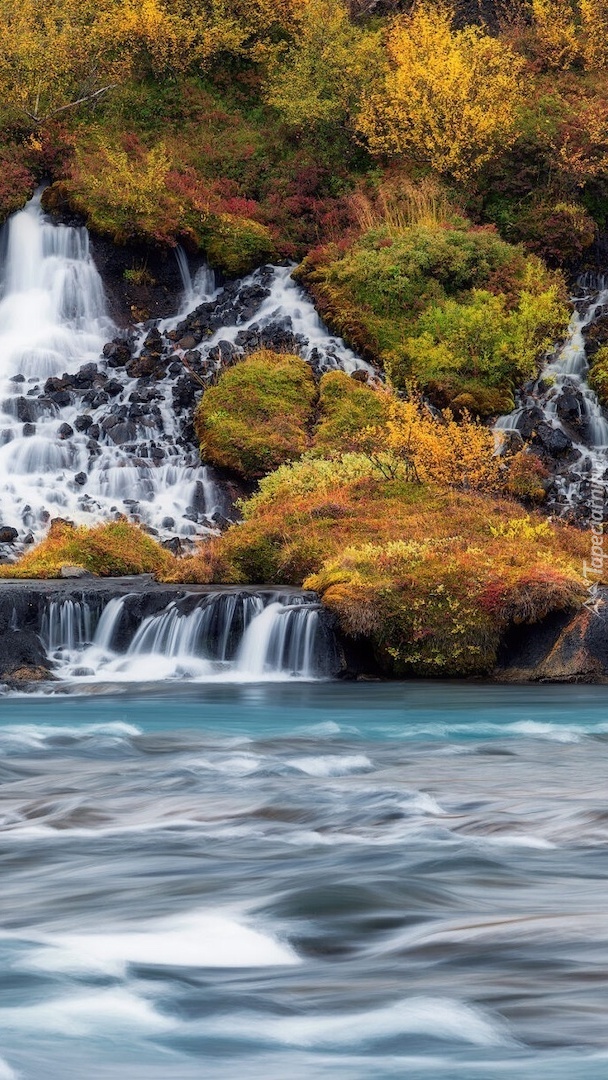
0;630;51;681
496;591;608;682
535;422;573;456
0;527;18;544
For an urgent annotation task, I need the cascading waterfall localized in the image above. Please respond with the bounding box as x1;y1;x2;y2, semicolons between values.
42;591;337;681
0;192;370;550
41;598;94;654
496;280;608;518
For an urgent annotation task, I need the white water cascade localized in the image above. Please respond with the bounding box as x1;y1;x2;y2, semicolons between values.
43;591;335;682
0;192;370;550
0;191;222;544
496;281;608;516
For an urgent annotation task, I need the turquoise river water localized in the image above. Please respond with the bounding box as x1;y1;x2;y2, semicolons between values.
0;681;607;1078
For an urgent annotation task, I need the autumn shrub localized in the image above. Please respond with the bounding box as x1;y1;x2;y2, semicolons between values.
200;213;275;275
265;0;382;130
0;143;35;221
194;350;318;478
3;519;173;578
357;1;524;180
174;444;585;673
588;344;608;407
296;218;568;412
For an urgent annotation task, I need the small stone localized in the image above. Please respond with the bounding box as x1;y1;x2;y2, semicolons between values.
74;472;87;486
22;423;36;437
59;565;99;578
0;526;18;544
161;516;175;529
58;423;74;440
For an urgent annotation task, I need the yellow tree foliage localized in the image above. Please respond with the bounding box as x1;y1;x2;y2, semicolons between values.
266;0;382;127
580;0;608;69
0;0;135;122
356;2;525;180
362;396;505;492
531;0;580;68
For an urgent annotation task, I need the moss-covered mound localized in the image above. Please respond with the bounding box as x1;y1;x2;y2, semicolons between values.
194;350;318;478
589;345;608;408
2;520;173;579
296;220;568;416
175;453;585;675
314;371;389;455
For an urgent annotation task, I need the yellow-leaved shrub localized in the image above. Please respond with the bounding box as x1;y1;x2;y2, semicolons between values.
357;2;524;179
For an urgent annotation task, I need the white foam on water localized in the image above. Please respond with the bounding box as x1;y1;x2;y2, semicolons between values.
285;754;373;777
22;909;299;976
207;997;513;1048
0;988;173;1037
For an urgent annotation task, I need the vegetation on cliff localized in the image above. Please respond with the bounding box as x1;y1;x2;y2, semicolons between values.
194;350;317;477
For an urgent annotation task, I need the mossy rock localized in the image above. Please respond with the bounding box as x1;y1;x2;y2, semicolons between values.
589;345;608;409
201;214;275;276
195;349;317;479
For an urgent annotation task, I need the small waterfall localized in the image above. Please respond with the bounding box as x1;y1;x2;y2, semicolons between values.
236;601;322;677
43;591;336;682
496;283;608;518
40;599;93;652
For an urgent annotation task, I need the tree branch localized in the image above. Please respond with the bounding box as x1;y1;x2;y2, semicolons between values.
26;83;117;123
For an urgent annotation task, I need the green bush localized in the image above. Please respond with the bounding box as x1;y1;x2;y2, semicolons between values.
589;345;608;407
194;350;318;478
314;371;389;453
296;220;569;415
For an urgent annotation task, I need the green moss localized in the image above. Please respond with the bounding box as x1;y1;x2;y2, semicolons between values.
200;213;275;276
589;345;608;407
3;520;173;579
296;221;569;415
314;371;388;453
194;349;318;478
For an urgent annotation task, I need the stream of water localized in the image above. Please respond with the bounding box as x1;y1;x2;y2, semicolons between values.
0;683;606;1078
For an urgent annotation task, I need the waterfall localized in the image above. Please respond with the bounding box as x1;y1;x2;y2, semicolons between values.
40;598;93;653
0;193;369;550
42;591;336;682
496;282;608;518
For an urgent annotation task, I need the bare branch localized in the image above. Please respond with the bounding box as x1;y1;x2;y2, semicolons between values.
26;83;117;123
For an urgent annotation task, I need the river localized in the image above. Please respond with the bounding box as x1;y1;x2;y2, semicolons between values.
0;681;607;1078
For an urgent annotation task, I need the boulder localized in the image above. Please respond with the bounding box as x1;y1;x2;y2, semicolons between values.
59;565;99;579
0;526;18;544
0;629;51;681
496;590;608;682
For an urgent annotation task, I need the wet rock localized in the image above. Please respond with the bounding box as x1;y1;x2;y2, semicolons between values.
105;379;123;398
496;592;608;683
350;368;369;383
74;472;87;486
74;414;93;432
15;397;40;423
535;422;573;456
72;363;99;390
48;390;72;408
126;354;166;379
172;376;197;411
0;630;51;681
161;516;175;529
88;424;100;441
44;376;72;394
103;340;132;366
162;537;183;555
177;334;199;351
517;406;545;439
0;526;18;544
556;390;582;425
207;340;238;367
23;532;34;545
22;423;36;437
60;565;99;578
58;422;74;440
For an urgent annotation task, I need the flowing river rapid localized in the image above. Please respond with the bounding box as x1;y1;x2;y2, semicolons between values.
0;684;608;1079
0;197;608;1077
